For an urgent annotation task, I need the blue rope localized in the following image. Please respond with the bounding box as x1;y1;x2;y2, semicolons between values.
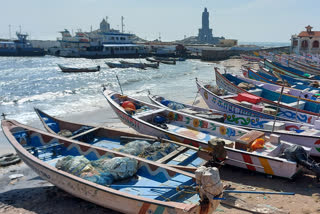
224;190;295;195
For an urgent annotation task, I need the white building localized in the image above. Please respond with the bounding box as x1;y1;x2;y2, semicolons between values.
291;25;320;54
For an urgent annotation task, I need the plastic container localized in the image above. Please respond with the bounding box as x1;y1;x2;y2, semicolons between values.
236;93;261;104
250;138;265;151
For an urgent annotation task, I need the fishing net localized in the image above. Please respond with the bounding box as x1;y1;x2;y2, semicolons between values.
167;102;185;110
237;82;255;90
205;85;228;96
91;156;138;180
117;140;151;156
116;140;176;161
57;129;73;137
56;155;138;185
138;141;176;161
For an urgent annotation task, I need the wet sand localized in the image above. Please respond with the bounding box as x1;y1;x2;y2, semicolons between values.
1;59;320;214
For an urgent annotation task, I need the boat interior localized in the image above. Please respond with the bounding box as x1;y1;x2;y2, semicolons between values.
223;74;320;113
36;109;207;169
111;93;294;160
8;124;202;204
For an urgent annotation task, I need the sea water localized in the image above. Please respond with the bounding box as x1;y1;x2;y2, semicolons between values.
0;55;237;152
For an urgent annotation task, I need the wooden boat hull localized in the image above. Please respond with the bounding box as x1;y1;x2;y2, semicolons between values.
104;91;303;179
264;59;320;80
241;69;320;101
148;94;320;157
58;64;100;73
255;66;317;91
119;60;146;69
215;69;320;124
144;62;159;68
240;54;261;62
287;58;320;76
2;120;218;214
146;57;176;65
106;62;145;69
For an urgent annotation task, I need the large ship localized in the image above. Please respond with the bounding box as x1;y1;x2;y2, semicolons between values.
0;32;45;56
48;18;149;58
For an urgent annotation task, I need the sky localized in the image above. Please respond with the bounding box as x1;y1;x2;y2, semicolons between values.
0;0;319;43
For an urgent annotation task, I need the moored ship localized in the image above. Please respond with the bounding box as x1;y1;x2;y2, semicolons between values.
48;17;148;58
0;32;45;56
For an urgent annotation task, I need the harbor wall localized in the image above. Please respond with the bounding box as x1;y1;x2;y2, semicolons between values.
201;46;290;61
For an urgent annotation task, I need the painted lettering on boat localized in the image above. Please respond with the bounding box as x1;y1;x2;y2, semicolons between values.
23;157;99;198
115;108;140;129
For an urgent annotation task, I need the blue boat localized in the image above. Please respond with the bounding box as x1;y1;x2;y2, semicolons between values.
0;33;45;56
214;68;320;124
264;59;320;80
243;67;320;92
222;72;320;113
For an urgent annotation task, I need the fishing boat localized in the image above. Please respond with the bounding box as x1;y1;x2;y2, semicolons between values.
34;108;208;172
281;56;320;76
2;119;223;214
258;65;318;88
214;68;320;124
263;59;320;80
153;57;185;62
58;64;100;73
148;94;320;157
106;62;145;69
103;90;316;179
146;57;176;65
0;33;45;57
144;62;160;69
240;54;262;62
243;67;320;93
239;69;320;101
119;60;146;69
259;66;277;77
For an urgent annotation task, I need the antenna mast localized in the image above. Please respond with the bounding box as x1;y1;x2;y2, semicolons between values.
121;16;125;33
8;24;11;39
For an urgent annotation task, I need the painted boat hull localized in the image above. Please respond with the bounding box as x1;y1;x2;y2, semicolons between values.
241;69;320;101
148;94;320;157
240;54;262;62
264;59;320;80
2;120;217;214
104;91;303;179
215;69;319;124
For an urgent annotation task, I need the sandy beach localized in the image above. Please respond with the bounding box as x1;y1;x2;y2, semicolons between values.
1;59;320;214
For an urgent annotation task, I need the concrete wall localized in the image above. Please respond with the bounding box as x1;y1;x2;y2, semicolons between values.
201;46;289;61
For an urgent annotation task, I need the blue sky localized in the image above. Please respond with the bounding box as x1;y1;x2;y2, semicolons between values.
0;0;318;42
